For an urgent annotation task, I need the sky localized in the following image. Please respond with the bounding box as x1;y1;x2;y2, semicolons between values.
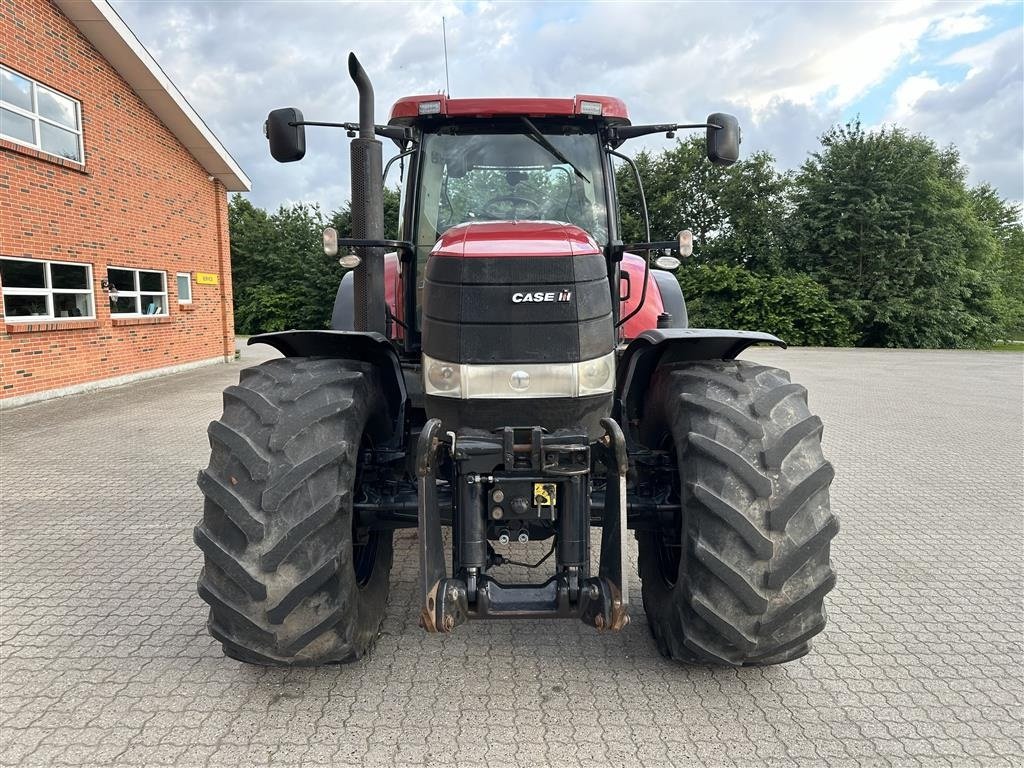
111;0;1024;213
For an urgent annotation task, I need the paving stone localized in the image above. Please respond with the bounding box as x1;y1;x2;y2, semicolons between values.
1;344;1021;766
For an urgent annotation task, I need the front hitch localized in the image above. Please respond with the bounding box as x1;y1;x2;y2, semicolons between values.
416;419;469;633
416;418;631;633
591;417;630;631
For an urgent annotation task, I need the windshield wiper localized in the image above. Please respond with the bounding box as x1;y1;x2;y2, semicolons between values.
519;117;590;184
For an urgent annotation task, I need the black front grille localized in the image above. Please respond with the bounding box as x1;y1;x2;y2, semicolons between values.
422;254;614;365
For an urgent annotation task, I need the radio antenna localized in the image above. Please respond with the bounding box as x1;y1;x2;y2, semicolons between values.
442;16;451;96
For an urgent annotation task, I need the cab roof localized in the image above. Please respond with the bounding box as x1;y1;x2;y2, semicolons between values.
388;95;630;127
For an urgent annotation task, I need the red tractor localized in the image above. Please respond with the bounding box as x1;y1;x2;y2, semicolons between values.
195;54;837;667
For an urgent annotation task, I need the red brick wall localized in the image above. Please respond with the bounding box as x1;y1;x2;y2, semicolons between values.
0;0;235;401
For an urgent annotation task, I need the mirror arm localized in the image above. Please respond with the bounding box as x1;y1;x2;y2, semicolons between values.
606;149;650;243
607;148;653;329
290;120;414;144
374;125;415;143
383;147;417;183
291;119;348;128
621;241;679;253
607;122;720;148
336;238;416;261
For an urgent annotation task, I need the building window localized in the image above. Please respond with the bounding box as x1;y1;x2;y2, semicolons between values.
1;65;84;163
1;257;95;321
176;272;192;304
108;268;168;316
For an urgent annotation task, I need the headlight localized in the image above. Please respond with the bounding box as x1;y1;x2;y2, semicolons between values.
426;359;461;394
578;356;614;395
509;370;531;391
423;352;615;399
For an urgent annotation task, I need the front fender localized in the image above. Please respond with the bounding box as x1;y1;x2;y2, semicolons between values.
330;253;402;336
249;330;407;444
615;328;786;431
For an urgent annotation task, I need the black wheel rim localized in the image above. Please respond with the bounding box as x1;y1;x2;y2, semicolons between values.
352;435;380;589
657;535;681;589
656;439;682;589
352;530;380;588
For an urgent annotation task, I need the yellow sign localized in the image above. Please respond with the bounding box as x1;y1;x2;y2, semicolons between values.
533;483;557;507
195;272;219;286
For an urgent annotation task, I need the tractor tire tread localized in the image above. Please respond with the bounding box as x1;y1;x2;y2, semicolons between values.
193;525;266;600
638;359;837;666
259;493;343;572
678;393;764;438
688;433;772;497
223;385;279;425
195;356;393;666
196;469;265;542
207;421;271;481
689;483;774;559
261;443;351;512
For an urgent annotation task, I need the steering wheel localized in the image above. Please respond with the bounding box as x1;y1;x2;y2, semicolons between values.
481;195;543;220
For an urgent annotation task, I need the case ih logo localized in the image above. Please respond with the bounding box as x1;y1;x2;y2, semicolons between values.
511;290;572;303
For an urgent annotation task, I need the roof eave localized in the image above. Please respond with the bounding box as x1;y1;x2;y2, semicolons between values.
52;0;251;192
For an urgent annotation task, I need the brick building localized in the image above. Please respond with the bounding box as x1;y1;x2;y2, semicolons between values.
0;0;250;406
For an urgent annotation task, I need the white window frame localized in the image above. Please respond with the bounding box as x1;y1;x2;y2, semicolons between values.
1;65;84;164
1;256;95;322
108;267;169;317
176;272;192;304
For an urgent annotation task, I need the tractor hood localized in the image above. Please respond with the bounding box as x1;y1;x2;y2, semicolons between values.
421;219;614;437
431;221;602;259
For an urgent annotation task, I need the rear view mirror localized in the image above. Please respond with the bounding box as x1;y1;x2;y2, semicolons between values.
706;113;740;166
265;107;306;163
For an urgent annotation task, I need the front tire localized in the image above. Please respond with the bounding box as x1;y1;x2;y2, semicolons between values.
194;357;393;666
638;359;838;666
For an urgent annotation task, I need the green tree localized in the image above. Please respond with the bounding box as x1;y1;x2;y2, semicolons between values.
678;264;852;346
789;121;1001;347
229;196;336;334
614;137;843;345
614;137;791;273
969;184;1024;338
230;188;403;335
329;186;402;240
613;148;657;244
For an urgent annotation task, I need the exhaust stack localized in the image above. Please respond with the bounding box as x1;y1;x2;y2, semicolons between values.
348;53;386;334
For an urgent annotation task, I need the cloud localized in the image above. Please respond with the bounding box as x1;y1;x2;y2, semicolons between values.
929;9;992;41
891;74;944;116
885;27;1023;200
943;24;1022;73
109;0;1022;211
742;100;842;171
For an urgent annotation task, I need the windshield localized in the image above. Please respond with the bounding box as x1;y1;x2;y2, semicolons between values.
415;126;609;251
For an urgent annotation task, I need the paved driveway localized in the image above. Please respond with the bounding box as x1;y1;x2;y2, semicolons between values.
1;344;1021;767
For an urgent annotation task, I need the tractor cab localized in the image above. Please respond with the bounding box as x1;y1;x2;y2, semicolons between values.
388;95;627;258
